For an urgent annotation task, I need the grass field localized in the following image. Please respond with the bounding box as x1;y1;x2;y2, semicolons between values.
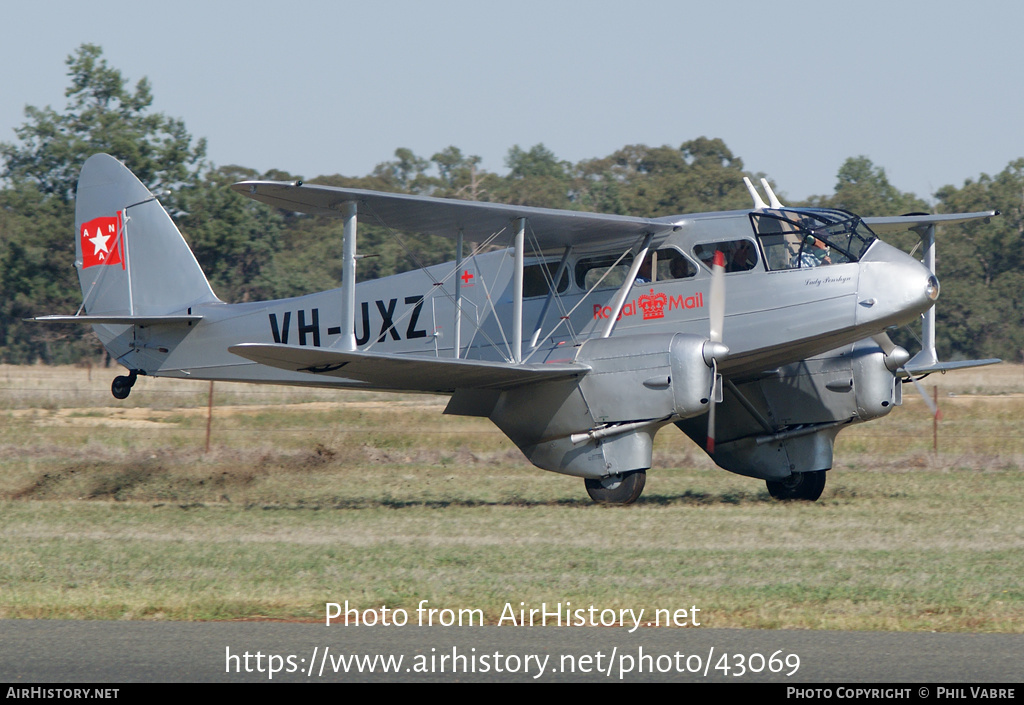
1;363;1022;631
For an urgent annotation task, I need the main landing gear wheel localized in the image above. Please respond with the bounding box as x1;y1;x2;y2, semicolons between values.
766;469;827;501
585;470;646;505
111;371;138;400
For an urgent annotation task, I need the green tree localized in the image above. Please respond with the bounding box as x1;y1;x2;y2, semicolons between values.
575;138;754;216
0;44;207;362
806;156;928;216
430;146;494;200
371;148;433;194
933;160;1024;362
1;43;206;203
673;137;755;213
493;144;574;209
0;184;95;363
174;165;291;303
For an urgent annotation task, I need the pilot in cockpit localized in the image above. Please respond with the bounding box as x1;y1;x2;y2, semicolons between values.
795;235;831;268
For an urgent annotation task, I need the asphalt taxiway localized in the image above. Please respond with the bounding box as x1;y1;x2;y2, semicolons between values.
2;620;1021;683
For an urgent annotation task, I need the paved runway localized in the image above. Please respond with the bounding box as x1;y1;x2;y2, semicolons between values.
1;620;1022;683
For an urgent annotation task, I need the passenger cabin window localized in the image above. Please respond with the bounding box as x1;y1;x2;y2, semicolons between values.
750;208;877;270
575;253;633;290
693;240;759;273
576;247;699;290
636;247;699;284
523;262;570;298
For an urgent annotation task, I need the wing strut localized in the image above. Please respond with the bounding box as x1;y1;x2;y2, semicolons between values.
512;217;525;363
600;233;653;339
453;229;464;359
122;211;135;315
338;200;358;352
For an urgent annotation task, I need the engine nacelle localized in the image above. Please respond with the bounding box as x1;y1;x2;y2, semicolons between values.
675;339;902;480
850;346;904;421
487;333;718;479
574;333;717;424
751;342;902;429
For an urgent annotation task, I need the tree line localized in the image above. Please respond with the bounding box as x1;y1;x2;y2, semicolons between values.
2;45;1021;364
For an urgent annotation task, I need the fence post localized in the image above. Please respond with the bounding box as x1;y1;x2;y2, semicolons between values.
205;381;214;454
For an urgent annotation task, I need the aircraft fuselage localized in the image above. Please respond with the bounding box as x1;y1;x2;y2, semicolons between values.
100;209;936;389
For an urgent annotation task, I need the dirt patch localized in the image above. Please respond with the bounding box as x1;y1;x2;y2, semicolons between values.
6;399;445;428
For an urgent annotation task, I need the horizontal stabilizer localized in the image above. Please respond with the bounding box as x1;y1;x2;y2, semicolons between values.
32;314;203;326
904;358;1002;375
864;211;998;235
229;343;588;392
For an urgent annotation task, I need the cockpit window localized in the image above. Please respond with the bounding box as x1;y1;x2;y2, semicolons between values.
693;239;759;273
750;208;876;270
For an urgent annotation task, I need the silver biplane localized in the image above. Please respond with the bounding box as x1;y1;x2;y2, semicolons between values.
38;154;1000;504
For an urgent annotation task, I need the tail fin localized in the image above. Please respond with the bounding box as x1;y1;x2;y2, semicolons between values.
75;153;219;316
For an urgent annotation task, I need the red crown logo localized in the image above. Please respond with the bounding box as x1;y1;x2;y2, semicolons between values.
637;290;667;320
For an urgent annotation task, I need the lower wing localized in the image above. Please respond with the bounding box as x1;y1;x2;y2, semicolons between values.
229;343;588;393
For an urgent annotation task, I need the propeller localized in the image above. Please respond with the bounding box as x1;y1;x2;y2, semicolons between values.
705;250;728;453
872;332;941;420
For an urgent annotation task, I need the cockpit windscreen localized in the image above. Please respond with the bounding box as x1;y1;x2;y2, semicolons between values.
750;208;877;270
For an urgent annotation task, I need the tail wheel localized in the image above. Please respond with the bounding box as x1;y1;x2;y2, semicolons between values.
766;470;827;501
111;371;138;400
585;470;646;505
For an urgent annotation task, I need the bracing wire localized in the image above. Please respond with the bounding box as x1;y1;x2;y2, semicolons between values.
356;202;518;361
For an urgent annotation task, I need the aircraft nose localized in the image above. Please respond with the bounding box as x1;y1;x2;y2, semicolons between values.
858;242;938;328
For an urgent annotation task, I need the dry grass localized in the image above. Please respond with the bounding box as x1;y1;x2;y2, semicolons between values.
1;364;1021;631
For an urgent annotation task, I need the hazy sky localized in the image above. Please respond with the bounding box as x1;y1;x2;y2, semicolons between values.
3;0;1023;204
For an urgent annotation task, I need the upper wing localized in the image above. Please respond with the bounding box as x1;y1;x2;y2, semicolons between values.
863;211;998;234
229;343;588;393
231;181;680;251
